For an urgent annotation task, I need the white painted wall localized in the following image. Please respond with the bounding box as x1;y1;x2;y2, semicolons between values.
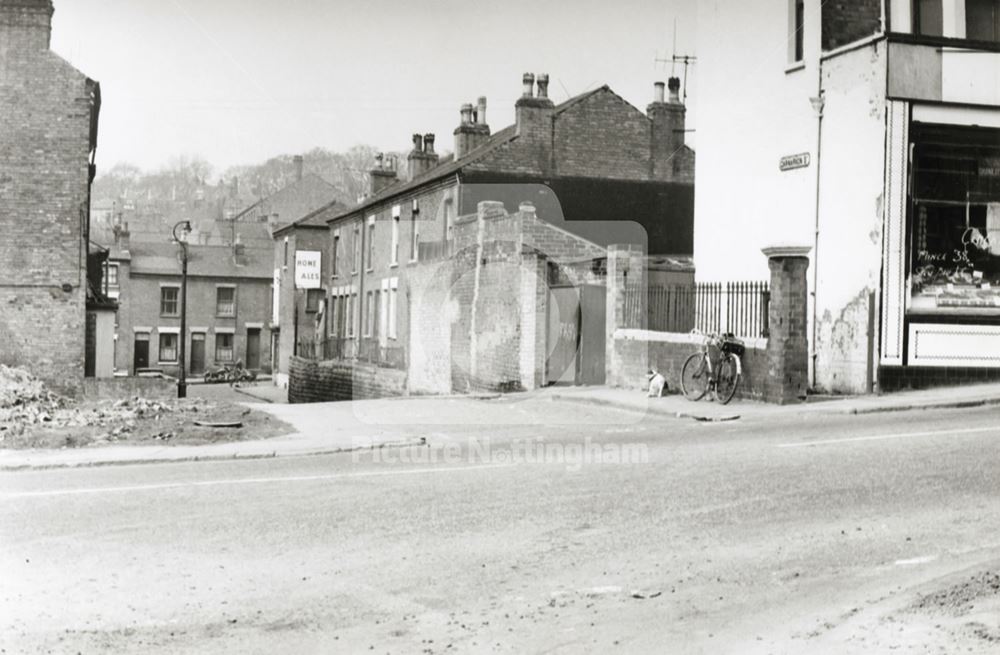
694;0;821;286
814;43;888;392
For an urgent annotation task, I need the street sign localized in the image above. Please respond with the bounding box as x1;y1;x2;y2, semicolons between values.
779;152;811;172
294;250;322;289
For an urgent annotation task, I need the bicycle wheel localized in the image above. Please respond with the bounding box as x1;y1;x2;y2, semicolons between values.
714;353;741;405
680;353;710;401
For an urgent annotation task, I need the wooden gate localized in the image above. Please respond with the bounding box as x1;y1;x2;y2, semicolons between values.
546;286;580;385
578;285;606;385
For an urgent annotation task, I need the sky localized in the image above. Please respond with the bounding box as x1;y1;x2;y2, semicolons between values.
50;0;698;176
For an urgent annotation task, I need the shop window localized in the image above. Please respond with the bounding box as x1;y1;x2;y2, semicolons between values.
160;287;179;317
966;0;1000;42
908;123;1000;316
216;287;236;317
215;333;234;362
913;0;944;36
158;333;178;363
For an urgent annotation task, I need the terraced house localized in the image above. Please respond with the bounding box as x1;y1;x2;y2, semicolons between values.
279;72;697;398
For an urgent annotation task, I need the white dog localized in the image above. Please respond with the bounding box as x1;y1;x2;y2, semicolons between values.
647;369;666;398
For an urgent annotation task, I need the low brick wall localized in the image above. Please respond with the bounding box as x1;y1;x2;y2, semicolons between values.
82;376;176;401
609;329;768;401
288;356;407;404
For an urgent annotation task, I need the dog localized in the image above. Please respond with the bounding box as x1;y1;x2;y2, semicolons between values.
647;369;666;398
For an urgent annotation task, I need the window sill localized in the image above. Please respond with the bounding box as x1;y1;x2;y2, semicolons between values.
216;315;236;319
160;315;179;319
389;262;399;268
157;361;178;366
785;61;806;75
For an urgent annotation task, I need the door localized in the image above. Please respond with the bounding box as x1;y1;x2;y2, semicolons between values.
133;333;149;372
578;285;607;385
546;286;580;385
246;328;261;370
190;333;206;376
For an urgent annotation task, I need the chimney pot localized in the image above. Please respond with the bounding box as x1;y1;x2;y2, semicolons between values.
477;96;488;125
536;73;550;99
522;72;535;97
423;133;435;153
460;103;474;125
668;77;682;103
412;134;424;151
653;81;666;104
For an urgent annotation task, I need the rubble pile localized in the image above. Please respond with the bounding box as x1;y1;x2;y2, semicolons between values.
0;365;205;441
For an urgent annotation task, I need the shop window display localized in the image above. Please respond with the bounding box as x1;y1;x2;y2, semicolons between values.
908;124;1000;315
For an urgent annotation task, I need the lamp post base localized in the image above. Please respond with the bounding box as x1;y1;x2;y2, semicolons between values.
177;381;187;399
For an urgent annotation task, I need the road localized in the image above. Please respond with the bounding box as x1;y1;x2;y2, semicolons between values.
2;401;1000;653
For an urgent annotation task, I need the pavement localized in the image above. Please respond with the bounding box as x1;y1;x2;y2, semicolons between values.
2;381;998;471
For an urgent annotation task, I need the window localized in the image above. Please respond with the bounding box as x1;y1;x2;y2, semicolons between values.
347;293;355;337
158;333;178;363
215;333;234;362
352;224;361;273
966;0;1000;41
791;0;805;62
388;279;399;340
391;205;400;265
306;288;324;313
907;123;1000;316
365;291;374;336
283;237;289;268
913;0;944;36
216;287;236;317
329;295;339;336
160;287;179;317
367;219;375;270
332;233;340;278
444;197;455;241
105;262;119;287
410;201;420;261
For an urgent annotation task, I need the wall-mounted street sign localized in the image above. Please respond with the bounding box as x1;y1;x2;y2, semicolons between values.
779;152;811;172
294;250;322;289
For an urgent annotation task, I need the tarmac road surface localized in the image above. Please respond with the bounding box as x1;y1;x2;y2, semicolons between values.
2;402;1000;653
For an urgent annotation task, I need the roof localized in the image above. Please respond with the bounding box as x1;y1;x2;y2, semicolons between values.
0;0;52;9
128;242;272;279
322;84;658;225
233;173;340;232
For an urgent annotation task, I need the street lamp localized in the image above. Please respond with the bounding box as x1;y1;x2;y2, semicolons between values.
172;220;192;398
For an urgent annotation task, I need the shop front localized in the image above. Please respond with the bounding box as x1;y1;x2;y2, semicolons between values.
880;104;1000;388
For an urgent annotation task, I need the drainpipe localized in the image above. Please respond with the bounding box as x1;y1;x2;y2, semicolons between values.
809;72;825;391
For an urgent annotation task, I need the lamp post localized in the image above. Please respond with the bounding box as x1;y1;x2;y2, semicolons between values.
172;220;192;398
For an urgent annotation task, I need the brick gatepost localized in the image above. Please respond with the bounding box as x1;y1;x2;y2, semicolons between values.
606;244;647;385
762;246;812;404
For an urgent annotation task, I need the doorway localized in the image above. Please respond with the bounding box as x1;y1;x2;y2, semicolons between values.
133;333;149;372
246;328;261;370
546;286;580;385
190;332;206;376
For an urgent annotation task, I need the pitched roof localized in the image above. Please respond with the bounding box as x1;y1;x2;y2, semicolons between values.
233;173;340;232
128;241;272;279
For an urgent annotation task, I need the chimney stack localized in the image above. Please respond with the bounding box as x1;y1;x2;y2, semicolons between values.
648;77;687;182
293;155;304;182
369;152;398;196
408;132;439;179
114;221;131;252
0;0;54;51
515;72;555;171
454;98;491;160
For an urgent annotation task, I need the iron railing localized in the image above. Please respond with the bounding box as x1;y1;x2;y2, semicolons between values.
296;336;406;370
625;281;770;338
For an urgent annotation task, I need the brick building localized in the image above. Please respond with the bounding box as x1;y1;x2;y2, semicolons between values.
0;0;103;395
107;220;274;378
695;0;1000;393
277;73;696;392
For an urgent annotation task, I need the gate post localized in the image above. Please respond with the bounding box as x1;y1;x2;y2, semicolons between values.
606;244;647;387
762;245;811;404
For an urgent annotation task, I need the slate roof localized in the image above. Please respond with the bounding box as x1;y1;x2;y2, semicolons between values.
128;242;272;279
233;173;340;233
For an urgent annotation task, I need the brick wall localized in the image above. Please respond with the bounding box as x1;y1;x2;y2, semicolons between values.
609;329;768;401
0;1;97;396
822;0;881;51
288;355;406;403
554;89;652;181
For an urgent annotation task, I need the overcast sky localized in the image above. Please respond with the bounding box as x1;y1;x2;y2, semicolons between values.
51;0;697;175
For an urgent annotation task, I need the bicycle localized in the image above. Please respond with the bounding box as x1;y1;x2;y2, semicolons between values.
680;330;744;405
